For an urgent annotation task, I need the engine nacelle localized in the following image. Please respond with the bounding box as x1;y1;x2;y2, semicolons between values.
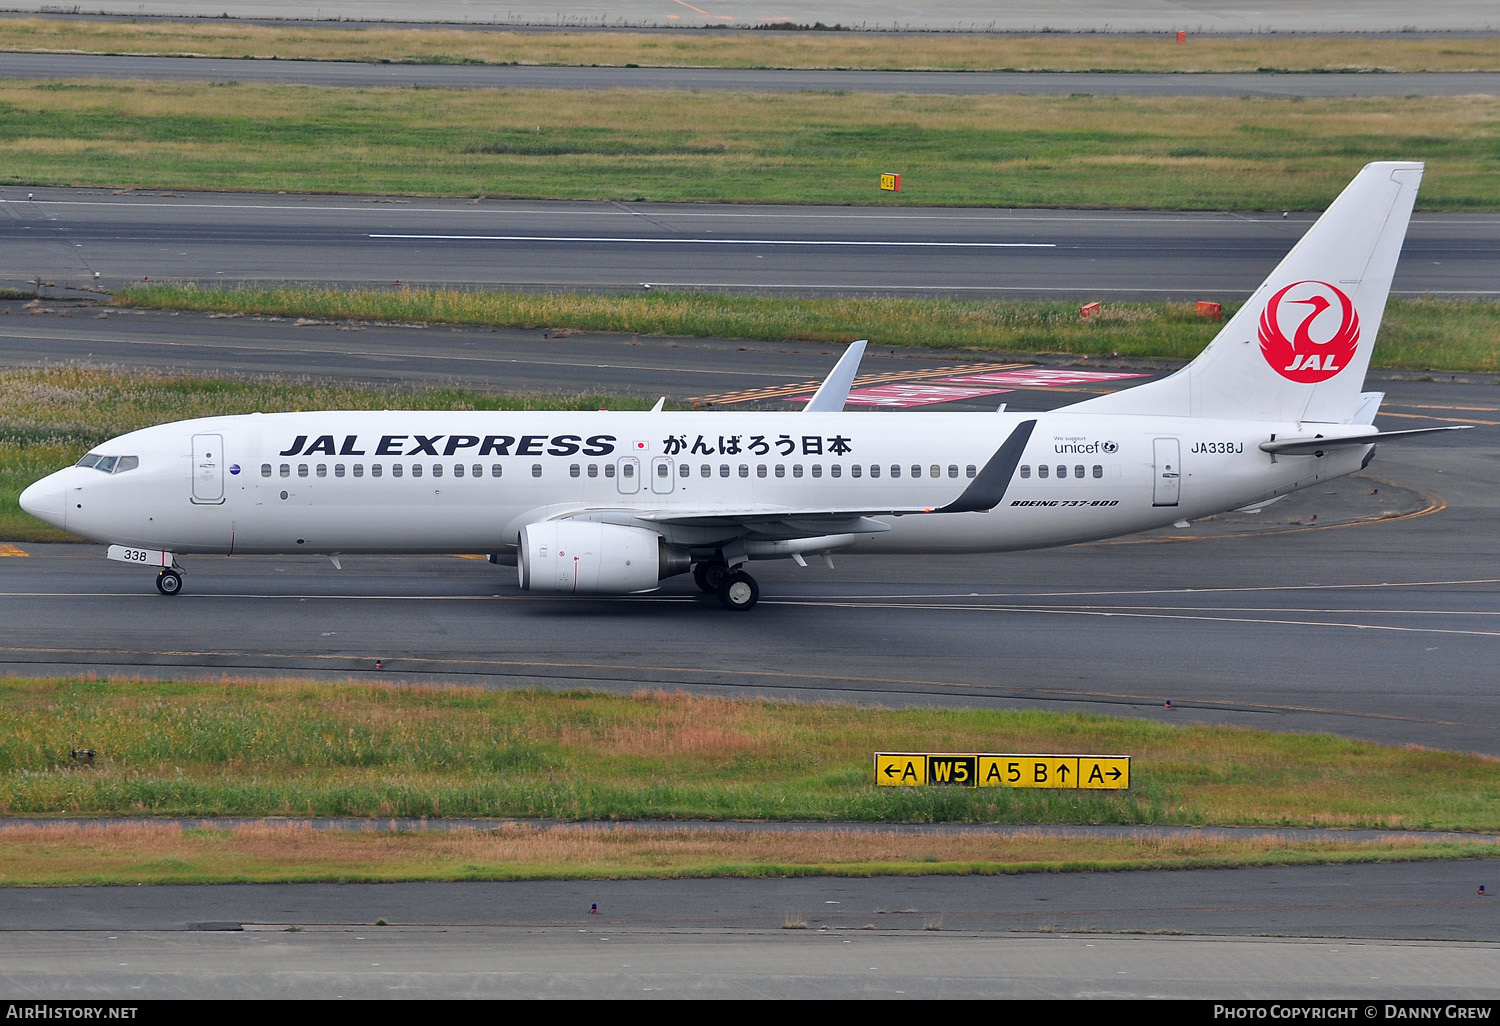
517;521;689;594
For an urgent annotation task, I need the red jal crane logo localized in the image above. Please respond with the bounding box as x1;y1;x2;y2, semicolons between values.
1257;280;1360;384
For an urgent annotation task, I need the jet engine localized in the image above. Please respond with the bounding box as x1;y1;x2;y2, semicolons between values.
518;521;690;594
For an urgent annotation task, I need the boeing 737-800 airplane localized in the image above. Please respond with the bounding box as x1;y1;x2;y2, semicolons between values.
19;162;1464;610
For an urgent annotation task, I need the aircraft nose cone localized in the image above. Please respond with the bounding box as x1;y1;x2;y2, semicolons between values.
19;474;66;529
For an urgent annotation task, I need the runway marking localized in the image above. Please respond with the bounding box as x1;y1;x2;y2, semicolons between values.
369;234;1056;249
770;598;1500;640
14;198;1494;228
1377;410;1500;426
1094;475;1447;545
1397;404;1500;413
0;545;28;557
691;361;1030;406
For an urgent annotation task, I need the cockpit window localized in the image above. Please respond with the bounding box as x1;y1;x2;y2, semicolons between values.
74;453;138;474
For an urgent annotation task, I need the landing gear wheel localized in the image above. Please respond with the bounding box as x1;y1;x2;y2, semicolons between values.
693;561;728;594
156;569;183;596
716;570;759;611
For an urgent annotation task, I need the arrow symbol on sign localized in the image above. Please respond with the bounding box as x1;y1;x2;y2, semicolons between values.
884;764;902;778
1056;764;1070;782
1108;767;1121;781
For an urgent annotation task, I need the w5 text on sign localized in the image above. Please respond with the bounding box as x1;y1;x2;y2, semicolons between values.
874;753;1129;790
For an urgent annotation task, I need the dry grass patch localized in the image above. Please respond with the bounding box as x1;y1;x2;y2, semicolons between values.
0;820;1493;885
2;18;1498;73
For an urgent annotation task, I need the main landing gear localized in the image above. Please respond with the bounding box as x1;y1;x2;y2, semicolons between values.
155;568;183;595
692;560;760;611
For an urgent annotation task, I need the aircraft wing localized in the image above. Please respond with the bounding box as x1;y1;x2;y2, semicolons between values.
554;419;1037;542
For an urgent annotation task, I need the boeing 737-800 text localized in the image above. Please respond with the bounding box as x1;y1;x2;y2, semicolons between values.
19;162;1463;610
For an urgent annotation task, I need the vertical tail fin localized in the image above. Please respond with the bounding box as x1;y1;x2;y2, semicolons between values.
1067;161;1422;424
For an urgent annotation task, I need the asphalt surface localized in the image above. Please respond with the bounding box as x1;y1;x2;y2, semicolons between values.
1;34;1499;991
2;344;1493;754
7;51;1500;97
4;320;1499;995
2;866;1499;998
5;188;1498;299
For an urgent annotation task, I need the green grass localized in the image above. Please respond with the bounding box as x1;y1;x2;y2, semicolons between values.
4;679;1499;831
0;365;650;541
1;81;1498;208
114;286;1500;374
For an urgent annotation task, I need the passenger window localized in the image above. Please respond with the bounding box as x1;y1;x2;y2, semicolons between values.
680;463;690;477
432;463;443;478
1038;465;1049;479
931;465;941;478
948;465;958;478
371;464;382;478
316;464;327;478
656;463;669;478
280;464;290;478
411;464;423;478
890;466;901;479
810;465;822;478
851;464;862;478
869;465;880;478
830;464;841;478
757;465;767;478
532;464;542;478
453;463;464;478
353;464;364;478
739;465;749;478
261;464;272;478
1093;465;1103;478
1056;465;1067;479
475;464;485;478
571;464;581;478
719;464;730;478
792;465;803;478
298;464;309;478
911;465;922;478
1074;465;1085;479
701;465;711;478
334;464;345;478
621;463;632;478
605;464;615;478
775;465;786;478
587;464;598;478
966;465;977;478
392;464;403;478
492;464;503;478
1020;465;1031;479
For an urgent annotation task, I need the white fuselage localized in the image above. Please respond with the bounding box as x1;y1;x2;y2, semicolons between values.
24;409;1369;558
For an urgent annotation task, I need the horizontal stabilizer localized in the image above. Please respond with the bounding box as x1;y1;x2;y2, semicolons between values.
1259;425;1471;455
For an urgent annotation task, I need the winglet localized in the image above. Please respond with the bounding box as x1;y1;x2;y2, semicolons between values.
936;420;1037;513
803;340;867;413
